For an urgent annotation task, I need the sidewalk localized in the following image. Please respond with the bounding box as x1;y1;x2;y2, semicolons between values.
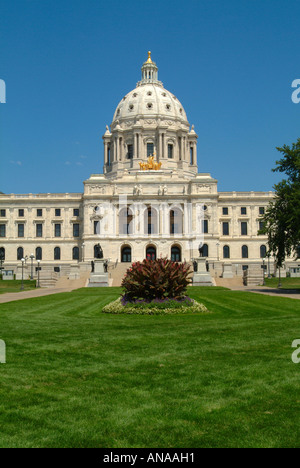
0;286;80;304
215;277;300;300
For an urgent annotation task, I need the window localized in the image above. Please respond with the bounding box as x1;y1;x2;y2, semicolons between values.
37;209;43;217
0;209;6;217
120;208;133;235
242;245;249;259
18;209;24;217
241;222;248;236
222;207;229;216
0;247;5;261
241;207;247;215
259;221;265;232
147;143;154;157
199;244;209;257
54;247;61;260
223;245;230;259
146;245;156;260
169;208;183;235
171;245;181;262
260;245;267;258
73;209;79;217
0;224;5;237
223;222;229;236
168;144;173;159
127;144;133;159
145;208;158;235
121;246;132;263
202;219;208;234
18;224;24;238
54;224;61;237
36;247;42;261
94;221;100;235
55;209;61;217
17;247;24;260
190;147;194;165
259;207;265;215
36;224;43;237
73;223;80;238
72;246;79;260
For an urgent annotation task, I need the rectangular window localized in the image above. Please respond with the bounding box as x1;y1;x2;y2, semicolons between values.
73;223;80;237
18;224;24;238
54;224;61;237
0;224;6;237
127;144;133;159
202;219;208;234
37;209;43;217
147;143;154;157
259;221;265;233
241;222;248;236
222;207;229;215
223;222;229;236
0;209;6;217
94;221;100;235
241;207;247;215
190;147;194;165
168;144;173;159
259;207;265;215
55;209;61;217
36;224;43;237
18;209;24;217
73;208;79;217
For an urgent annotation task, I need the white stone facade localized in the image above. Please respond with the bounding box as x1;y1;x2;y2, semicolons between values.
0;53;298;280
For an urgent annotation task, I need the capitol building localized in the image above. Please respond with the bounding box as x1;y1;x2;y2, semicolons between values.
1;52;291;286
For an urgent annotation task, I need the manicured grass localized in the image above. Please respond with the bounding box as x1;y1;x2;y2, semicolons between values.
0;286;300;447
0;279;36;294
265;277;300;291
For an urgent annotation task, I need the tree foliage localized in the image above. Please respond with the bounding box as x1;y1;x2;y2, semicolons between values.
260;138;300;267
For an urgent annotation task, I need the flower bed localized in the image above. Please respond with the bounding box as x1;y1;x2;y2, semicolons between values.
102;296;209;315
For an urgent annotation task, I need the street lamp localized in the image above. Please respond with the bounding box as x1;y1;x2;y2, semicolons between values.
37;260;41;288
81;243;85;262
262;258;266;286
30;253;35;280
267;253;271;279
278;265;282;289
216;243;220;262
0;250;4;279
20;258;25;291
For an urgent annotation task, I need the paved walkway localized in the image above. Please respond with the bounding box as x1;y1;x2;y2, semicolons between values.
215;277;300;300
0;286;80;304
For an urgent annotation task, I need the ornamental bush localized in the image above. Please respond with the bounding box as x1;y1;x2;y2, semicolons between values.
121;257;193;302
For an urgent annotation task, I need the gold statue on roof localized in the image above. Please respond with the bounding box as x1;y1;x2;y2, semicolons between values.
139;153;162;171
146;51;153;64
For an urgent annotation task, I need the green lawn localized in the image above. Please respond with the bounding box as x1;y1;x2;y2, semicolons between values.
0;286;300;448
265;277;300;291
0;279;37;294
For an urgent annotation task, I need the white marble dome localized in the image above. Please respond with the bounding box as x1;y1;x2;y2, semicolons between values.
112;84;188;124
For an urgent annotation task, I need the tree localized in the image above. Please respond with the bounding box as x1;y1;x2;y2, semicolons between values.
260;138;300;267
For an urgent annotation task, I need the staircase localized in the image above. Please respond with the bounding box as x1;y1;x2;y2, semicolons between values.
39;271;59;288
109;262;131;287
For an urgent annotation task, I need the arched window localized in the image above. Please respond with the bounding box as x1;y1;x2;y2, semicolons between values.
171;245;181;262
260;245;267;259
17;247;24;260
36;247;42;261
145;207;158;235
170;207;183;235
199;244;209;258
119;207;133;235
146;245;156;261
73;246;79;260
121;245;132;263
242;245;248;259
54;247;61;260
223;245;230;259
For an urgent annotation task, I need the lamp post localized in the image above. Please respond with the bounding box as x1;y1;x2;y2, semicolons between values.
262;258;266;286
30;253;35;280
20;258;25;291
0;250;4;279
278;266;282;289
216;243;220;262
267;253;271;279
81;243;85;262
37;260;41;288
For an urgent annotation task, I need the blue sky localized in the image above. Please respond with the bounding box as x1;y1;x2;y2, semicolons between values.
0;0;299;194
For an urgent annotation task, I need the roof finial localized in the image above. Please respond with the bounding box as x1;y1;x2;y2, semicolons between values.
146;51;153;63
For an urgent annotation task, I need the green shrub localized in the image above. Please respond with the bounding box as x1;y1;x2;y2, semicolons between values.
121;257;192;302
